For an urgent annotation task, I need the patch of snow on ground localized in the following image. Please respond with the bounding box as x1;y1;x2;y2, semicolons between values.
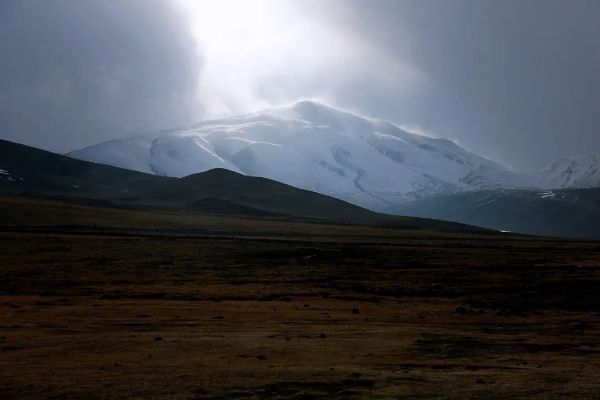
0;168;23;182
540;191;556;199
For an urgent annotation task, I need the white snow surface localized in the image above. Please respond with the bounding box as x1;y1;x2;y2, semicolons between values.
540;155;600;189
69;101;539;211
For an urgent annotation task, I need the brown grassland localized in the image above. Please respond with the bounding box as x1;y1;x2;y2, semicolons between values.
1;197;600;399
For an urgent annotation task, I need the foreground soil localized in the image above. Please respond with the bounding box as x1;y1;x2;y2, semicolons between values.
1;227;600;399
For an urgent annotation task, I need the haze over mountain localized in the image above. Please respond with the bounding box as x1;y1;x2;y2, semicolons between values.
71;101;539;212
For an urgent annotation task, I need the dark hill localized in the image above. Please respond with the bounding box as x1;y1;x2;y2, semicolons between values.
0;139;173;199
0;139;484;232
151;168;382;222
186;197;282;217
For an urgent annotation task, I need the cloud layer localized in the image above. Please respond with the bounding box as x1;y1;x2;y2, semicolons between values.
302;0;600;170
1;0;599;170
0;0;201;152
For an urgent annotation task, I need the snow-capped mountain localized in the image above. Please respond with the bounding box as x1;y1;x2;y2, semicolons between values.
70;101;539;211
540;155;600;189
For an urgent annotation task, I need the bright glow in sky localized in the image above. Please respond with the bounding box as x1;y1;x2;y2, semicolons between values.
175;0;423;117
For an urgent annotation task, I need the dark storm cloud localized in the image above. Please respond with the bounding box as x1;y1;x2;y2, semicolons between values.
0;0;201;152
304;0;600;170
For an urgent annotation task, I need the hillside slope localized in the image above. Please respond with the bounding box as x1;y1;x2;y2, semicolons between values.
0;139;171;199
394;188;600;239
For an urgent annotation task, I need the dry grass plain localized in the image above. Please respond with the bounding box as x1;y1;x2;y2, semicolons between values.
1;197;600;399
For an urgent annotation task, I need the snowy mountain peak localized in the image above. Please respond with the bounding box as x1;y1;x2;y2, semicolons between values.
69;102;539;211
279;100;365;124
540;155;600;188
285;100;334;119
267;100;349;118
239;100;376;136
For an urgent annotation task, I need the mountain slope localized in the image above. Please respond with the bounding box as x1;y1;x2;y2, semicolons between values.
540;155;600;188
0;139;484;231
394;188;600;239
0;139;172;199
70;101;539;211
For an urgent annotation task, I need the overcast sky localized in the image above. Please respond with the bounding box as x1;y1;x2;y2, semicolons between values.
1;0;599;171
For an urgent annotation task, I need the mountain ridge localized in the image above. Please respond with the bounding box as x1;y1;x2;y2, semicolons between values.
70;101;540;211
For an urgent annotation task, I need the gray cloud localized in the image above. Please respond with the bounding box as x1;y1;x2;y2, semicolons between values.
301;0;600;170
0;0;202;152
1;0;599;171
